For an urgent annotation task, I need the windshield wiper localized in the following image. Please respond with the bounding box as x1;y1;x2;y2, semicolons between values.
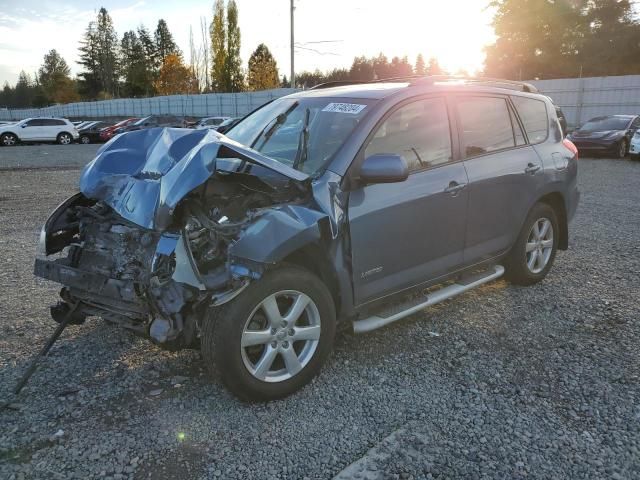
293;108;311;170
251;102;298;150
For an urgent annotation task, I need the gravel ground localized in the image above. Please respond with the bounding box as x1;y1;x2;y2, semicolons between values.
0;144;100;170
1;152;639;480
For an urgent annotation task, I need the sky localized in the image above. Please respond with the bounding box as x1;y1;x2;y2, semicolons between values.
0;0;496;86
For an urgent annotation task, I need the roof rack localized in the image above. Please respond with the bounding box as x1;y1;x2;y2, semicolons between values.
409;75;539;93
308;81;365;90
307;75;539;93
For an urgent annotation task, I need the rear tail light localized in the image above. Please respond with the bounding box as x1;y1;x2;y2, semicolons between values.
563;138;578;159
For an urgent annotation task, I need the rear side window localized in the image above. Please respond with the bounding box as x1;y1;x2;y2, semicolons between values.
456;96;515;157
511;96;548;144
41;119;66;126
365;97;452;172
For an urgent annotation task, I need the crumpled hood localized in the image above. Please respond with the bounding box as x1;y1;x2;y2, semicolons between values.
80;127;308;231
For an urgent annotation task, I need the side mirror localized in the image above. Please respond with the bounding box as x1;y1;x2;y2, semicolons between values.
21;124;27;128
359;154;409;184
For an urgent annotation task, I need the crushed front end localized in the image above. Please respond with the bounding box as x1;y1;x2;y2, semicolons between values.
34;127;316;349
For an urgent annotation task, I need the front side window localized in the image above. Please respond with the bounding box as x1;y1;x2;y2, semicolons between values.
511;96;548;144
226;97;374;175
364;97;452;172
457;97;516;157
24;119;41;127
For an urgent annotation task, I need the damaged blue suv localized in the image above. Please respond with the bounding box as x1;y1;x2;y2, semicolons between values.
35;77;580;401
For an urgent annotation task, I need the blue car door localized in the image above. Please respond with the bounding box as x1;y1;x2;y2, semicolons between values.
348;96;469;306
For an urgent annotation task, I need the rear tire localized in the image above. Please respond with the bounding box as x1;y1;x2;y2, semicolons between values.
201;266;336;401
505;202;559;286
1;133;17;146
57;132;72;145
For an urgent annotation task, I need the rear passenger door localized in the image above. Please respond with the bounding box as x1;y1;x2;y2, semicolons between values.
40;119;64;141
455;95;547;265
348;96;469;305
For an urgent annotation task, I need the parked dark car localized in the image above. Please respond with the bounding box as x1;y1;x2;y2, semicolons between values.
566;114;640;158
99;118;139;142
114;115;187;135
77;121;114;144
34;77;579;401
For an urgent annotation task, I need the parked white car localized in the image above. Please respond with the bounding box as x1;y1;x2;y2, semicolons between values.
0;118;79;146
630;130;640;159
194;116;231;130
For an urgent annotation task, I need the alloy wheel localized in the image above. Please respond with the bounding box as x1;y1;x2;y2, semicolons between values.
525;218;554;274
619;140;627;158
59;134;71;145
2;134;15;146
241;290;321;383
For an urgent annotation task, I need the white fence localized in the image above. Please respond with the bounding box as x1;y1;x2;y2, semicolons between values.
0;88;299;121
2;76;640;126
528;75;640;128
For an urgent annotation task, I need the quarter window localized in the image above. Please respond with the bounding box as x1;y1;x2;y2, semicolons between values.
511;96;549;144
365;97;452;172
457;97;516;157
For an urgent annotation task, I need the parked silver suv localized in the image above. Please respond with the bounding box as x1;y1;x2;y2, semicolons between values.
34;76;579;401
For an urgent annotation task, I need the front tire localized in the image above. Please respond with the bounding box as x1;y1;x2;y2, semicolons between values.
57;132;72;145
616;139;627;159
505;202;559;286
1;133;17;146
80;135;91;144
201;266;336;401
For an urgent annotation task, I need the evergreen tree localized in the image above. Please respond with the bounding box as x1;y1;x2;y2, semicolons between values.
427;57;444;75
13;71;35;108
77;22;100;98
37;50;78;104
415;54;426;76
247;44;279;91
138;25;159;82
210;0;227;91
224;0;244;92
77;8;119;98
120;30;152;96
155;19;181;63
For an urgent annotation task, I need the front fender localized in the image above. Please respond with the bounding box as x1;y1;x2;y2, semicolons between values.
229;205;328;265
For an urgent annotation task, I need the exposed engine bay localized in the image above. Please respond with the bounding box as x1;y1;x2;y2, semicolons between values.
35;168;309;349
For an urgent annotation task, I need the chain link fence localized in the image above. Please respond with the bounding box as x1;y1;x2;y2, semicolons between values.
0;88;299;121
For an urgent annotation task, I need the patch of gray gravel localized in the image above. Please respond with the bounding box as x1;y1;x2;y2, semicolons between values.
1;155;639;480
0;144;99;170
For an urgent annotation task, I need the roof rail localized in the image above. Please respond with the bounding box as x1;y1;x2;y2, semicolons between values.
409;75;539;93
308;81;365;90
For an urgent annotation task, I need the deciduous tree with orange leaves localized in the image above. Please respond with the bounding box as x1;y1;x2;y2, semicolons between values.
154;54;198;95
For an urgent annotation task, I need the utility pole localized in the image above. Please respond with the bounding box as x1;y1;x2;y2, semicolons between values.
290;0;295;88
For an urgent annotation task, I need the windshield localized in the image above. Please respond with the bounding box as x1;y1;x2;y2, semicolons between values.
226;97;374;175
579;117;631;132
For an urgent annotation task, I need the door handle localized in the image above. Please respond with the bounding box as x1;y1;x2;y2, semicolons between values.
444;181;467;195
525;163;541;174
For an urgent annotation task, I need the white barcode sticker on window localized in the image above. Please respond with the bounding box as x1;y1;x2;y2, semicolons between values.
321;103;367;114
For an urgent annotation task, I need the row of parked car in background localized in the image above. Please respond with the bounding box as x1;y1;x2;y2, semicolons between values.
1;110;638;158
0;115;243;146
